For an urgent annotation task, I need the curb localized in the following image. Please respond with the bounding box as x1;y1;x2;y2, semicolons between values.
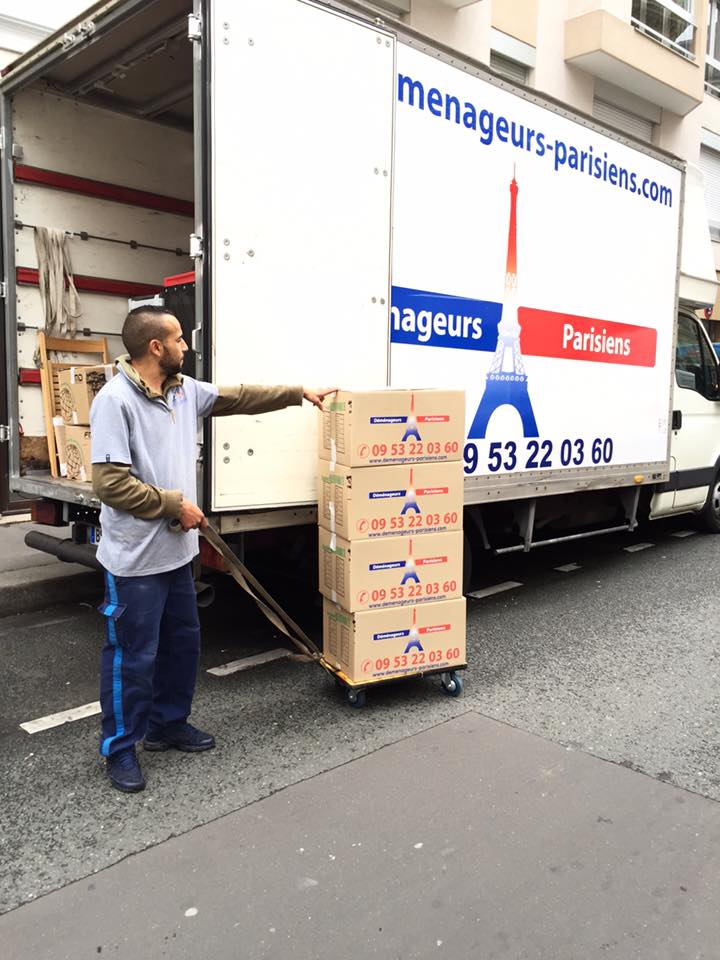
0;513;32;526
0;566;103;618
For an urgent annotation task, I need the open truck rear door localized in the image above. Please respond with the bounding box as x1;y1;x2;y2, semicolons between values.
203;0;395;512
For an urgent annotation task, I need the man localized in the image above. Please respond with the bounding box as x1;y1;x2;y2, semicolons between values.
91;305;335;793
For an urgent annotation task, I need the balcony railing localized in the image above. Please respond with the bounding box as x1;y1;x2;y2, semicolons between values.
631;0;695;59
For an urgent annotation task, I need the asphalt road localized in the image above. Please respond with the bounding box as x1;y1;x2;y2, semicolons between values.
1;516;719;953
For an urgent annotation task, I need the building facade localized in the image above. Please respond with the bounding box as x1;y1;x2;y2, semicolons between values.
0;14;53;69
0;3;88;70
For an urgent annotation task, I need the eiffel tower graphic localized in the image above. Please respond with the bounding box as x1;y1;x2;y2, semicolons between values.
400;539;420;585
401;393;421;442
400;467;421;515
468;170;539;439
403;608;423;654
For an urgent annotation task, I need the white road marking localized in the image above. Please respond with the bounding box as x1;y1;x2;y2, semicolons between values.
20;700;101;735
624;543;654;553
207;648;291;677
671;530;697;539
555;563;581;573
0;512;31;526
467;581;522;600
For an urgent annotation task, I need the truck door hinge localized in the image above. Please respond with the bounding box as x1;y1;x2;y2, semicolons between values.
0;281;7;299
188;14;203;41
189;234;204;259
0;131;23;158
62;19;96;50
0;424;10;443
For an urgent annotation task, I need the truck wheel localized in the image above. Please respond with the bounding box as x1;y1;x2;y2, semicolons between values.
700;469;720;533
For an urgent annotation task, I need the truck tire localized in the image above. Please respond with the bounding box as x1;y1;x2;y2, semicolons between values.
699;469;720;533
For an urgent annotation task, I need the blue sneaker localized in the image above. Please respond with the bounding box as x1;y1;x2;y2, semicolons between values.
144;722;216;753
106;747;145;793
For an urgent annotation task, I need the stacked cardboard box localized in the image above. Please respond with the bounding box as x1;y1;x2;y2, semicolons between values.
318;389;467;686
56;365;115;482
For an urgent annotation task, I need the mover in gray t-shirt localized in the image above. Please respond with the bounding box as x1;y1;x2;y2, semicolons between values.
90;304;335;793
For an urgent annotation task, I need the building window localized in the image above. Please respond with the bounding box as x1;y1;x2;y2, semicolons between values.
489;51;530;86
699;145;720;239
592;97;656;142
707;0;720;97
631;0;695;58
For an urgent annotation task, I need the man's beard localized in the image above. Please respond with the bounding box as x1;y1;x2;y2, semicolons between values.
159;348;183;377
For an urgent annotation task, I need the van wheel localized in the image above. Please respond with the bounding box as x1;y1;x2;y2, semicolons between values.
699;469;720;533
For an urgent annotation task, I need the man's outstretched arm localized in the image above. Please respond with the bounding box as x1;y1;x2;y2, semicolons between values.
211;385;336;416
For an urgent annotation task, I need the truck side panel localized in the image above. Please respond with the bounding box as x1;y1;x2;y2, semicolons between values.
390;43;682;495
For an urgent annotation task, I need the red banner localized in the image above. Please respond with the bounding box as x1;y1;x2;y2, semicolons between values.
519;307;657;368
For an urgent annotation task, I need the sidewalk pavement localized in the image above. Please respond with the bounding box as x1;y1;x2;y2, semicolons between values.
2;711;718;960
0;519;102;618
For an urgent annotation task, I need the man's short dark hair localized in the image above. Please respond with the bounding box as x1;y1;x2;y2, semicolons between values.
122;305;178;359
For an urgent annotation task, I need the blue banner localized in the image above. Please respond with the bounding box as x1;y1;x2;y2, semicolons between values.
374;629;410;642
368;489;406;500
391;286;501;352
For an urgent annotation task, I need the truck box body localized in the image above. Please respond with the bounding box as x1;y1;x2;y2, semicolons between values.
208;0;681;511
4;0;717;559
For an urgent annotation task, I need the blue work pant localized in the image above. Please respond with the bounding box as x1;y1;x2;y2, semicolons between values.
98;563;200;757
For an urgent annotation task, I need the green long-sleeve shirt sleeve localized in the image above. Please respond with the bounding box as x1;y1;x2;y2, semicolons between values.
211;384;304;416
92;463;183;520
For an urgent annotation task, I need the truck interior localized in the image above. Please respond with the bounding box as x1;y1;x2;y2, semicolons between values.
5;0;196;493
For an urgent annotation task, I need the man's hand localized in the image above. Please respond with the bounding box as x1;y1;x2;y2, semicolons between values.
302;387;338;412
178;498;207;532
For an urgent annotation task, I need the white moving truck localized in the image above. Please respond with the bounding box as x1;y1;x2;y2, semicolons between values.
2;0;720;586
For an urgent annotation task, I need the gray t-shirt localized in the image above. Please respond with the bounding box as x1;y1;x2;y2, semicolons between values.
90;369;218;577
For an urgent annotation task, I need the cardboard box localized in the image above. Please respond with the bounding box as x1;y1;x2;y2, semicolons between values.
64;426;93;482
319;389;465;467
319;528;463;611
323;596;466;684
318;459;463;540
58;364;115;425
52;416;68;478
